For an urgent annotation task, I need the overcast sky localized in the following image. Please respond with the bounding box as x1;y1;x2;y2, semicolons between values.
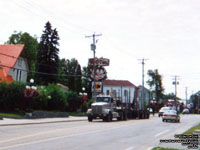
1;0;200;99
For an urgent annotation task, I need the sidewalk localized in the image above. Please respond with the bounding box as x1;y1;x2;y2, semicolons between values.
0;116;88;126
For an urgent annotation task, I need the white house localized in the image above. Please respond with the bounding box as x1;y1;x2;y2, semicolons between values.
0;44;29;83
102;80;136;104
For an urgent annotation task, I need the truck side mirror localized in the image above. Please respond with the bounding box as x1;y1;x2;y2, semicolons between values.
111;98;113;103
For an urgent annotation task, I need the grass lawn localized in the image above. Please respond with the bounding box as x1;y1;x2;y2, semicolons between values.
184;124;200;135
0;112;24;118
152;124;200;150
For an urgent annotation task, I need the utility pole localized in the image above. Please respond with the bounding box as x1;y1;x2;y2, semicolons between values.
172;76;179;111
138;58;148;110
85;33;102;99
185;87;188;106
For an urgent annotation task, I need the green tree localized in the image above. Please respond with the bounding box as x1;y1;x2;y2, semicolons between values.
162;93;181;101
58;58;69;86
190;91;200;113
58;58;82;94
146;69;164;103
36;21;60;85
6;31;39;80
82;65;93;99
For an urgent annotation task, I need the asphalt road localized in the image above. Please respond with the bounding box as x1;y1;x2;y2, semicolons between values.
0;114;199;150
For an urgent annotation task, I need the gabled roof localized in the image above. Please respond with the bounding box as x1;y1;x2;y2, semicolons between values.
103;80;136;87
0;44;24;74
0;44;24;83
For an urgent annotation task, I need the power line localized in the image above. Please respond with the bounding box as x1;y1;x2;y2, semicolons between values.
0;52;58;70
0;64;85;78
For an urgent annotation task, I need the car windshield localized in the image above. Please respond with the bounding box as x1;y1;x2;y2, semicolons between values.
160;107;171;111
164;110;177;115
96;97;111;103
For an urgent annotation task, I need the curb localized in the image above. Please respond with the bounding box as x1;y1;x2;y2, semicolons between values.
0;118;88;126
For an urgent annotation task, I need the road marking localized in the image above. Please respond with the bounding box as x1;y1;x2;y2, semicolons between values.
0;124;94;144
125;146;134;150
0;121;135;145
155;129;170;137
0;125;123;150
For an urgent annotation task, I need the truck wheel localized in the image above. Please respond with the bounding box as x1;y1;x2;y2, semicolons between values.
117;117;121;121
107;113;112;122
103;118;107;122
88;116;93;122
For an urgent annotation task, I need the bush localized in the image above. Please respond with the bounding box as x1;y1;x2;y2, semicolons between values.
0;81;26;110
0;82;9;110
81;98;93;112
0;82;85;112
38;84;68;111
65;91;79;112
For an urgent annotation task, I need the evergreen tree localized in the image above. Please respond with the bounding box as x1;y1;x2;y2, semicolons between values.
36;21;60;85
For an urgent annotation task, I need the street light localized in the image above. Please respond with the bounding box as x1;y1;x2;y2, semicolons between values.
24;79;37;98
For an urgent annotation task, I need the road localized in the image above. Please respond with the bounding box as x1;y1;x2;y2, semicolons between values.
0;114;199;150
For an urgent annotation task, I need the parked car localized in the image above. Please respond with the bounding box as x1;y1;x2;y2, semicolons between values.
162;110;180;123
182;108;190;114
158;107;172;117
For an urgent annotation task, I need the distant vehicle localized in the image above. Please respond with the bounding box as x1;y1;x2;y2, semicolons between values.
87;92;150;122
182;108;190;114
158;107;172;117
162;110;180;123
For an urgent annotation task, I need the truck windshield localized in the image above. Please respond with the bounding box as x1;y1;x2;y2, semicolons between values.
96;97;110;103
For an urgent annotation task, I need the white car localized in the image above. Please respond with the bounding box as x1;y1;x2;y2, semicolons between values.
158;107;172;117
162;110;180;123
182;108;190;114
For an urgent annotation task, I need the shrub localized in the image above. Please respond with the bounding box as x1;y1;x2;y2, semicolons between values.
38;84;68;111
65;91;79;112
0;82;26;111
81;98;94;112
0;82;9;110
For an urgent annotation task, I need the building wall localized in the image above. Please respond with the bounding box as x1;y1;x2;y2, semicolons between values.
138;86;152;109
103;85;135;103
8;57;29;82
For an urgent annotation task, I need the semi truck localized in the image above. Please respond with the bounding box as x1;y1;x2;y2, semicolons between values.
87;87;150;122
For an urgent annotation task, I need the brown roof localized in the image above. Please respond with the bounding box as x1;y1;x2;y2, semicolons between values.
103;80;136;87
0;44;24;82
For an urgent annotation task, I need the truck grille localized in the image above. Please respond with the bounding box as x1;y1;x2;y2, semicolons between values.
92;105;102;114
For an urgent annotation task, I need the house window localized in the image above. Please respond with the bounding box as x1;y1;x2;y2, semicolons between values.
18;59;22;67
16;69;22;81
112;90;116;97
124;90;127;97
106;90;110;95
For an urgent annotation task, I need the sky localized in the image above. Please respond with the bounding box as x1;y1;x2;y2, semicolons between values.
1;0;200;99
